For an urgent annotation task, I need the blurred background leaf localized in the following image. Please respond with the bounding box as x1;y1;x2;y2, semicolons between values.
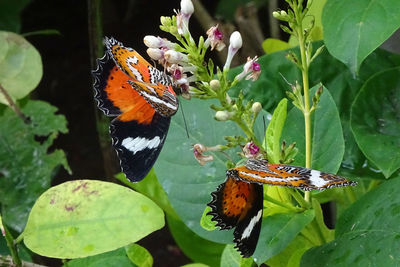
0;100;69;232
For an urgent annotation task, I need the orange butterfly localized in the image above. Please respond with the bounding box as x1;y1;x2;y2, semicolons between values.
92;37;179;182
208;159;357;257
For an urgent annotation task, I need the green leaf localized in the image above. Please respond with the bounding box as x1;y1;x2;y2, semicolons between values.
322;0;400;74
125;244;153;267
266;234;313;267
262;38;291;54
301;176;400;266
220;244;254;267
167;214;225;267
64;247;134;267
252;210;315;264
200;206;217;231
155;98;242;243
265;98;288;163
350;67;400;178
0;31;42;105
23;180;164;258
117;169;179;219
282;85;344;173
0;100;69;231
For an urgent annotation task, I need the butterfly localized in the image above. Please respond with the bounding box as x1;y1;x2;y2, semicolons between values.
207;159;357;257
92;37;179;182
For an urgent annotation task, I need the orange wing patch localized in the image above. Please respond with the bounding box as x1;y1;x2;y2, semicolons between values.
105;66;155;124
107;41;153;84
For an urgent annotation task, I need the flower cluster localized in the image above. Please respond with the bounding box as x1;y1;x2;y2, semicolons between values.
147;0;264;166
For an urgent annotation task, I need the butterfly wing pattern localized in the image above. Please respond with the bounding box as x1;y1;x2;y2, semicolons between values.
92;37;179;182
208;159;357;257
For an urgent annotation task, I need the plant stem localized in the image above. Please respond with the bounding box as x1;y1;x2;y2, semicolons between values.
0;83;30;123
263;194;304;212
2;222;21;267
294;4;312;203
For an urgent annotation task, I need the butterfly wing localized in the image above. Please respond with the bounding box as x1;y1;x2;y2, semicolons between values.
233;159;357;190
208;173;263;257
92;38;178;182
110;114;170;181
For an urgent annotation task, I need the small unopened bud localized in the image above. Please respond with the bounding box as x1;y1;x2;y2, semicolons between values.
251;102;262;113
224;31;243;70
146;48;163;60
210;80;220;90
144;35;160;48
215;111;230;121
181;0;194;16
229;31;242;50
160;16;171;26
164;50;188;63
272;10;289;21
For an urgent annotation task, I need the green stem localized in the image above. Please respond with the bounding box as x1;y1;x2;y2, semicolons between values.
2;223;21;267
288;188;310;208
294;3;312;203
263;194;304;212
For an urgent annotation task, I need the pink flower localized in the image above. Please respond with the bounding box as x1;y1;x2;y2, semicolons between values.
193;144;214;165
243;142;260;159
205;25;226;51
234;56;261;81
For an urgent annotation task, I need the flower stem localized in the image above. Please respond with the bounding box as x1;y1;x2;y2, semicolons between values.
263;193;304;212
294;3;312;203
2;222;22;267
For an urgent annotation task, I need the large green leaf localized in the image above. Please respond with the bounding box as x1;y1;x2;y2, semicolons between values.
64;247;134;267
252;210;315;264
155;98;242;243
23;180;164;258
301;176;400;266
167;215;225;267
0;100;69;232
322;0;400;74
0;31;42;105
117;170;179;219
350;67;400;178
281;85;344;173
220;244;254;267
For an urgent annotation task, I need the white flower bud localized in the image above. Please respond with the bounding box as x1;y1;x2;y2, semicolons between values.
252;102;262;113
181;0;194;15
215;111;231;121
164;50;188;63
229;31;242;50
146;48;163;60
210;80;220;90
144;35;161;48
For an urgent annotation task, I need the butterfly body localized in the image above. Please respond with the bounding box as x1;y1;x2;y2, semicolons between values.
92;37;179;182
208;159;357;257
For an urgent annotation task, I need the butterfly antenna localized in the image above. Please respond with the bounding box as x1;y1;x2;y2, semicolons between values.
180;100;190;138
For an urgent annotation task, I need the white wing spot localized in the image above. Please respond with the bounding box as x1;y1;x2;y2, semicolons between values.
241;209;263;239
309;170;328;187
122;136;161;155
126;57;142;81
